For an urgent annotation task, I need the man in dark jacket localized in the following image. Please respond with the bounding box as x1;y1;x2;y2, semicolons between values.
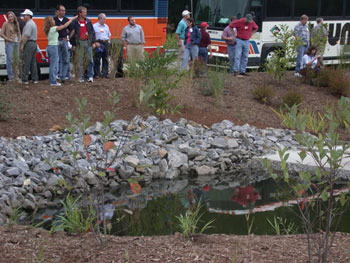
54;5;72;82
70;6;97;82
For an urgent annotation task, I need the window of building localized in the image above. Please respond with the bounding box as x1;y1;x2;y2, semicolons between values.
321;0;344;17
294;0;318;17
266;0;292;17
82;0;117;10
0;0;35;9
121;0;154;10
39;0;79;10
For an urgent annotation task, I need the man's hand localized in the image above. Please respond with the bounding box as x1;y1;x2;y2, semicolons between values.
71;46;76;51
95;42;100;48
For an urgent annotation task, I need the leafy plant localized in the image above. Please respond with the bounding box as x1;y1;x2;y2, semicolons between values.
267;216;298;235
252;84;275;104
334;96;350;129
265;24;303;82
50;193;92;234
282;90;303;108
7;206;24;229
163;33;178;50
176;201;215;239
208;69;226;107
263;101;350;263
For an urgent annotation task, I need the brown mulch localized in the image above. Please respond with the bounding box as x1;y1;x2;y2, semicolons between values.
1;226;350;262
1;71;349;262
0;71;340;139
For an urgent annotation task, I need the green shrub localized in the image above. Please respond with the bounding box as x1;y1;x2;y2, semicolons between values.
252;85;275;104
208;70;226;107
328;69;349;96
282;90;303;108
316;67;334;87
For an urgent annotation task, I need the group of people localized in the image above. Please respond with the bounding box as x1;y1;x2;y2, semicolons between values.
0;5;146;86
175;10;258;76
294;15;328;77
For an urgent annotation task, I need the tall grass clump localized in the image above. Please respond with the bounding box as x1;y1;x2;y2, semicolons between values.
109;39;123;78
282;89;303;108
252;84;275;104
208;69;226;107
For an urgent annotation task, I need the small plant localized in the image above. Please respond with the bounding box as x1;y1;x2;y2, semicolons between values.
109;39;123;78
252;84;275;104
267;216;298;235
265;24;303;82
334;96;350;129
315;67;333;87
208;69;226;107
50;193;92;234
327;69;349;96
244;213;255;235
176;201;215;239
282;90;303;108
163;33;178;50
7;206;24;229
0;88;13;120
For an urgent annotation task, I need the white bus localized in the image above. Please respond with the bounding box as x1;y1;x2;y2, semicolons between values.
194;0;350;68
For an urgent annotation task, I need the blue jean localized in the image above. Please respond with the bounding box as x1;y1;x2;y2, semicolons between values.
5;42;19;79
227;44;236;73
47;45;59;84
78;40;94;79
234;38;250;74
182;43;199;71
198;47;208;64
295;45;308;73
58;40;70;79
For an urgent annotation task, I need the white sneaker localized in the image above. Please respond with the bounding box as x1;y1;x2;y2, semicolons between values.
294;72;302;78
79;79;85;83
50;83;61;87
20;81;29;85
33;81;39;84
88;77;93;83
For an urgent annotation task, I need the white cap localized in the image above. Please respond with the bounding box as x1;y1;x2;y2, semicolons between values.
21;9;33;16
182;10;191;16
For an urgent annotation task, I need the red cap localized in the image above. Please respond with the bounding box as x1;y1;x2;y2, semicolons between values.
201;22;209;27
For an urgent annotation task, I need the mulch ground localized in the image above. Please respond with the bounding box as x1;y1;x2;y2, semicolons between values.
1;71;350;262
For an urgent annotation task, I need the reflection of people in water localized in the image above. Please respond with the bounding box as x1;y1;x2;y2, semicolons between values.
231;185;259;208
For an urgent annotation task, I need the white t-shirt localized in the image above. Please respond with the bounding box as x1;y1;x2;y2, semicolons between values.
301;54;318;69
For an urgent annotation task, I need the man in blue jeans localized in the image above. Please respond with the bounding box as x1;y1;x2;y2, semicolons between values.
229;14;258;77
222;16;237;73
54;5;72;82
294;15;310;77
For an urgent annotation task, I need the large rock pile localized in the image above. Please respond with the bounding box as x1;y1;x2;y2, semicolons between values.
0;116;300;225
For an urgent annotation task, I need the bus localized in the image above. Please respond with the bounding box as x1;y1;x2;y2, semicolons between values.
0;0;168;77
194;0;350;68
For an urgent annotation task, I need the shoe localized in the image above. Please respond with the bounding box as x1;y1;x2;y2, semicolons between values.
21;81;29;85
79;79;85;83
240;72;249;76
33;80;39;84
50;83;61;87
88;77;93;83
233;72;238;76
294;72;302;78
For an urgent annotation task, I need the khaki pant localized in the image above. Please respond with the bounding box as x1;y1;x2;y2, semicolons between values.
127;44;144;62
177;39;184;70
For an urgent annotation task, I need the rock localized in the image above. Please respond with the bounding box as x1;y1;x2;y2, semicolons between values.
227;139;239;148
195;165;217;175
165;169;179;180
12;159;29;173
159;159;168;174
167;149;188;168
158;148;168;158
82;171;99;186
118;165;134;179
211;137;228;149
125;155;140;167
23;199;36;210
5;167;21;177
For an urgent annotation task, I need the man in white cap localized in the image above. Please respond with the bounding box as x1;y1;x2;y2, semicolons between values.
175;10;191;70
20;9;38;84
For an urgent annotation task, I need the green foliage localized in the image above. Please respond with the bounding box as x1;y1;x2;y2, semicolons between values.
0;86;13;120
265;24;303;82
252;84;275;104
263;100;350;263
50;194;93;234
282;90;303;108
337;44;350;69
109;39;123;79
245;213;255;235
316;67;333;87
163;33;178;50
176;201;215;239
327;69;349;96
334;96;350;129
8;206;24;229
267;216;298;235
208;69;226;107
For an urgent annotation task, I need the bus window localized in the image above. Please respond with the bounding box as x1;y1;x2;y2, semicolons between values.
39;0;79;10
294;0;318;17
321;0;343;17
346;0;350;16
121;0;154;11
195;0;250;28
265;0;292;17
82;0;117;10
0;0;35;9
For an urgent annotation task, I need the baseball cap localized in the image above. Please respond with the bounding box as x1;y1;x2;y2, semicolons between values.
182;10;191;16
245;14;253;23
201;22;209;28
21;9;33;16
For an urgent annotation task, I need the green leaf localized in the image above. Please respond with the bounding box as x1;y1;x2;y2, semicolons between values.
98;171;106;177
340;192;346;207
321;189;328;202
130;134;140;141
128;178;138;184
298;151;306;162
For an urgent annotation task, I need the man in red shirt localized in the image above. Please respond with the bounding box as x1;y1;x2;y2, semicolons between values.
229;14;258;77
